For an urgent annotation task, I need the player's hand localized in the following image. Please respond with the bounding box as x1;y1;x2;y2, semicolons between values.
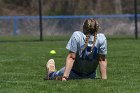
62;78;67;81
61;76;68;81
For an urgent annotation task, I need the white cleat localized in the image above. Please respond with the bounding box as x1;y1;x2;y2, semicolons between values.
44;59;56;80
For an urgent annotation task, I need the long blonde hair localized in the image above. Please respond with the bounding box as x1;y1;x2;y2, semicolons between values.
83;19;99;52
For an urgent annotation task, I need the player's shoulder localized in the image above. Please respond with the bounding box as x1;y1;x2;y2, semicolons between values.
72;31;85;38
97;33;106;41
73;31;84;35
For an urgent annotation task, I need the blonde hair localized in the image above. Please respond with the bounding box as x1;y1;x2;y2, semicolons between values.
83;19;99;52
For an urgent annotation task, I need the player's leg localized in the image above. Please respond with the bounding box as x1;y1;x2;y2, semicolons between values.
44;59;81;80
44;59;65;80
47;67;81;80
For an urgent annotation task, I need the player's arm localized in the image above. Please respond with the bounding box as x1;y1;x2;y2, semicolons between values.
62;51;76;81
99;55;107;80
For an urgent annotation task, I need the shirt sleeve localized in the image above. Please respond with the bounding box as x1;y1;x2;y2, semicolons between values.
66;32;78;53
99;34;107;55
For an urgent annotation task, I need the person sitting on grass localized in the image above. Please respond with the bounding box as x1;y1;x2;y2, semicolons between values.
44;18;107;81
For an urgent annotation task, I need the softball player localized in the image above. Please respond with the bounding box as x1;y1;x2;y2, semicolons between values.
44;19;107;81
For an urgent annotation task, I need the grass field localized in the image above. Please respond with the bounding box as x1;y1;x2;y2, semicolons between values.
0;36;140;93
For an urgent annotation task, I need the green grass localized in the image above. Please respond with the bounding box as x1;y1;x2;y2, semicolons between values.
0;36;140;93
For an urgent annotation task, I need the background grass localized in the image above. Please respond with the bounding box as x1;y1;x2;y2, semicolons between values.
0;36;140;93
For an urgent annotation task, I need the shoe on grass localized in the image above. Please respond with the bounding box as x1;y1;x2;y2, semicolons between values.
44;59;56;80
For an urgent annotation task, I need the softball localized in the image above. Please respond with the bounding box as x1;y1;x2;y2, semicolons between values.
50;50;56;54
